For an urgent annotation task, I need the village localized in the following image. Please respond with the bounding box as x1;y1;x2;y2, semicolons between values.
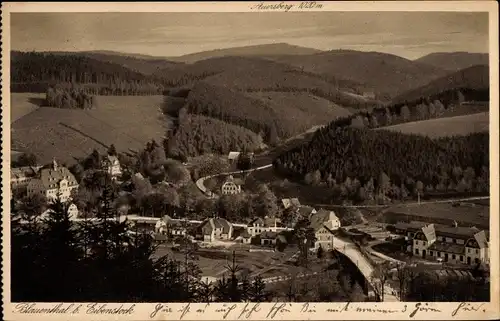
10;148;491;299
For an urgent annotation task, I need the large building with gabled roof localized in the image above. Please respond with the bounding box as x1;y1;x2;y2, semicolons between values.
27;159;79;202
407;222;489;266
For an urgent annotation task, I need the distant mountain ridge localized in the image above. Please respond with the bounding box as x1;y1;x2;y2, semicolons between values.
415;52;489;71
267;49;448;98
166;43;323;63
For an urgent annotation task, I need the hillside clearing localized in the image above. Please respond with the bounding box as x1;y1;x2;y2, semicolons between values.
378;112;489;138
10;93;45;123
12;95;169;165
247;91;353;122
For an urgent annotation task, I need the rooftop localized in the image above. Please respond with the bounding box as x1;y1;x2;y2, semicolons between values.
429;242;465;255
228;152;241;160
395;221;488;240
260;231;279;239
310;209;339;230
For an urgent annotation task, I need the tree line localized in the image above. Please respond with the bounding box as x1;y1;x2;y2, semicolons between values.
274;127;489;203
45;86;97;109
166;113;263;158
320;88;488;132
11;185;272;302
11;51;164;95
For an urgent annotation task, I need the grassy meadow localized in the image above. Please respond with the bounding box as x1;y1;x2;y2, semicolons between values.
11;95;169;165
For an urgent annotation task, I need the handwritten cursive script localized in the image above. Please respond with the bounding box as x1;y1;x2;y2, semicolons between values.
251;1;324;12
451;302;486;317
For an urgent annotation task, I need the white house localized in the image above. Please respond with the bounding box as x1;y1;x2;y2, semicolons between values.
196;218;233;242
247;217;289;237
221;175;242;195
38;202;79;221
310;209;341;231
27;159;79;203
411;223;489;266
102;155;122;179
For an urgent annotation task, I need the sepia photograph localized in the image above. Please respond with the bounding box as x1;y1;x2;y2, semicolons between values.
2;2;499;320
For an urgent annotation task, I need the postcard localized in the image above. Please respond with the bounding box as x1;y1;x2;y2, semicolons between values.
1;1;499;320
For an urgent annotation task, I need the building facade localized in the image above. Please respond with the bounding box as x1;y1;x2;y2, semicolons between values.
196;218;233;242
221;175;242;195
247;217;290;237
102;155;122;180
27;159;79;203
11;166;42;190
409;223;489;266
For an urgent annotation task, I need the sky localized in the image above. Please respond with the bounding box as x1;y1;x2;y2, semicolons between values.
10;12;489;60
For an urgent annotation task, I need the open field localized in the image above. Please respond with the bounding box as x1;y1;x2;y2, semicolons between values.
247;91;353;126
11;95;169;165
383;201;490;229
379;112;489;138
10;93;45;123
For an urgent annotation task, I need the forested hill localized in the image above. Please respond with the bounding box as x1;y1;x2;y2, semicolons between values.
393;65;489;104
69;51;182;75
11;51;164;94
267;49;448;99
274;127;489;197
166;42;323;63
415;52;489;72
155;55;373;99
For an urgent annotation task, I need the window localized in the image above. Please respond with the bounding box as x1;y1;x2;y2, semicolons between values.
430;251;433;256
452;254;456;259
438;252;441;257
460;255;464;262
415;249;419;255
468;248;471;253
476;249;479;254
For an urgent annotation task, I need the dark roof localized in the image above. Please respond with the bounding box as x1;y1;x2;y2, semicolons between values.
396;221;488;240
32;165;78;189
428;242;465;255
215;218;232;233
310;209;339;229
239;230;251;238
435;226;480;239
298;205;315;217
260;231;278;239
249;217;265;226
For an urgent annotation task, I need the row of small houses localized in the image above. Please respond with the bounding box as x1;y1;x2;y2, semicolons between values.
19;194;342;250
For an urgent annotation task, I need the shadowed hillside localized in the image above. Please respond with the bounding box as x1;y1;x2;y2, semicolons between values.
415;52;489;71
268;49;448;99
393;65;489;103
